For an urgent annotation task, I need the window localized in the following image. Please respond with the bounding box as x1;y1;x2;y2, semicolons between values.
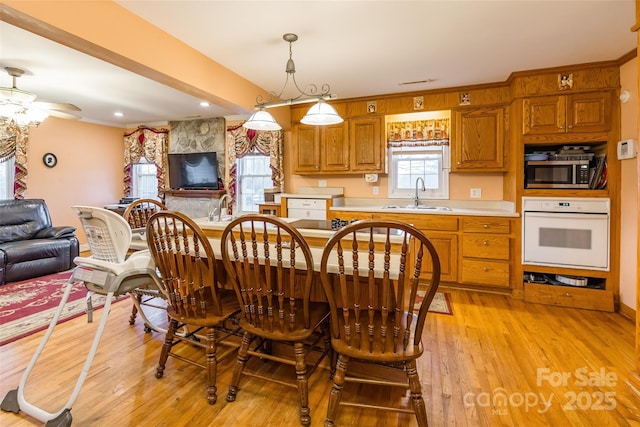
130;158;158;199
237;153;272;214
388;145;449;199
0;156;15;200
386;111;451;200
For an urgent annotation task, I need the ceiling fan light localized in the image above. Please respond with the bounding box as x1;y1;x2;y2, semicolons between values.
0;87;37;105
13;107;49;127
0;102;24;116
243;109;282;131
300;100;344;125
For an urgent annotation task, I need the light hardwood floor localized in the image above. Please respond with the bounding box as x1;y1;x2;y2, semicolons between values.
1;289;639;426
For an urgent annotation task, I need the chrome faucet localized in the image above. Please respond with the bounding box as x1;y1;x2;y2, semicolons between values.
217;194;232;221
414;177;426;207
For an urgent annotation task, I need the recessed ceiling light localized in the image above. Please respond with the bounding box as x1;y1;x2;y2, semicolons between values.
398;79;436;86
200;101;210;107
114;112;123;117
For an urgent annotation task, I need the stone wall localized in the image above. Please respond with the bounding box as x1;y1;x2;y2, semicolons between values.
169;118;226;178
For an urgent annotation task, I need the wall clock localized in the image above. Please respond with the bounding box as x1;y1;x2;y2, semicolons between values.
43;153;57;168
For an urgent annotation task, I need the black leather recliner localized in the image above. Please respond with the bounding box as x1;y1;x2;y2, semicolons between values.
0;199;79;285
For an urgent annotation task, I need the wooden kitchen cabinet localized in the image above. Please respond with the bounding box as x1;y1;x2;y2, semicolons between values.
452;106;507;172
349;115;385;173
522;91;611;135
420;232;458;283
369;212;458;283
328;210;517;290
292;116;384;174
460;217;512;289
524;282;614;312
292;122;349;174
292;125;320;173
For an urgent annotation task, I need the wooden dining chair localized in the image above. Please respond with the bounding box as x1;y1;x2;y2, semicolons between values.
123;198;167;330
319;220;441;427
145;210;240;404
123;198;167;230
220;214;332;427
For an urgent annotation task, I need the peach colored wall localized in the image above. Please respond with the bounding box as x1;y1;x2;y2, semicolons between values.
282;131;504;200
619;57;639;311
25;117;124;244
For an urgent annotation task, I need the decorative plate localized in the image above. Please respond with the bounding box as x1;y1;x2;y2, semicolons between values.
43;153;57;168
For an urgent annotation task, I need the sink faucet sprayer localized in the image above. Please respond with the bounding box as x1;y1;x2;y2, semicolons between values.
415;177;426;207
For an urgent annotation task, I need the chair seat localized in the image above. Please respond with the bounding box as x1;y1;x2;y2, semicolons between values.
166;289;240;327
330;311;423;362
239;301;330;342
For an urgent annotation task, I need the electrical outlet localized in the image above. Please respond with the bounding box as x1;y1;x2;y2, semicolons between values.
373;186;379;195
318;180;327;188
470;188;482;198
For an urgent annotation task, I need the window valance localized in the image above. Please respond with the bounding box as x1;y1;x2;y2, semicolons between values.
386;118;450;147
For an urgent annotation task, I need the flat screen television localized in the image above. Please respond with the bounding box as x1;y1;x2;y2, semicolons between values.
168;152;219;190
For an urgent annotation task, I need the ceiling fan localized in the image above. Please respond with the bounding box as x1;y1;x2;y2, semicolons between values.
0;66;81;125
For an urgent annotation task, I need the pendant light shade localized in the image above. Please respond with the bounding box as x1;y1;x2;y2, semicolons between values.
247;33;342;129
243;109;282;131
300;99;344;125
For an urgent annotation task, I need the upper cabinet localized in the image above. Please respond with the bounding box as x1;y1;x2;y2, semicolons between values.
349;116;384;173
292;122;349;174
291;124;321;173
452;106;507;172
292;116;385;175
322;122;350;172
522;92;611;135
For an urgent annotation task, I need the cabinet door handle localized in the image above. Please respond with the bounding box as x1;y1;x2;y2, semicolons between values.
564;293;572;297
483;224;489;229
483;240;489;246
482;267;489;272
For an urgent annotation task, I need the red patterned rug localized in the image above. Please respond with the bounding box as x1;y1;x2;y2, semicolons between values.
0;271;123;346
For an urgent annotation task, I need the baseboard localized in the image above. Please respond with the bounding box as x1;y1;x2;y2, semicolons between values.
618;301;636;321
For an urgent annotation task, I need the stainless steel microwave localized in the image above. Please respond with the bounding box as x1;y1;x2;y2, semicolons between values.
525;160;591;189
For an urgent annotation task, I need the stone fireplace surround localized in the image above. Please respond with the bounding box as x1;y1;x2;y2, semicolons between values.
165;118;226;219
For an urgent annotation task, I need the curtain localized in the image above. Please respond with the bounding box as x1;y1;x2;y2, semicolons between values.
386;117;450;148
225;125;284;207
0;119;28;199
123;126;169;198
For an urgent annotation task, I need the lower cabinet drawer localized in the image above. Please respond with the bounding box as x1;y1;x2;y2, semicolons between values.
524;282;614;312
461;259;510;287
287;198;326;209
287;208;326;220
462;235;510;260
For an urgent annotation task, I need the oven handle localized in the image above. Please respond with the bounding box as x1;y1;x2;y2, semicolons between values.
524;211;609;219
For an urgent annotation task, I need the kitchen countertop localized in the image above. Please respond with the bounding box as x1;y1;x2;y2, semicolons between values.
194;216;405;243
280;186;344;199
280;193;342;199
330;199;519;217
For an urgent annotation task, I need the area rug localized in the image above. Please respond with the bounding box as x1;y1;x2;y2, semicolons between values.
0;271;124;346
421;291;453;315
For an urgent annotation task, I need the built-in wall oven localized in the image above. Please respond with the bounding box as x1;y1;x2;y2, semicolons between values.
522;197;610;271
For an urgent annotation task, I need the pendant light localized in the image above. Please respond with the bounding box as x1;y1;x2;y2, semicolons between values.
243;33;342;130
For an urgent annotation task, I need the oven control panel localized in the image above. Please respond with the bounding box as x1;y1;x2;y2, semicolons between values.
522;197;610;214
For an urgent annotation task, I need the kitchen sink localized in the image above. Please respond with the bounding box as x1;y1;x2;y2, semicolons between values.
382;205;452;211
